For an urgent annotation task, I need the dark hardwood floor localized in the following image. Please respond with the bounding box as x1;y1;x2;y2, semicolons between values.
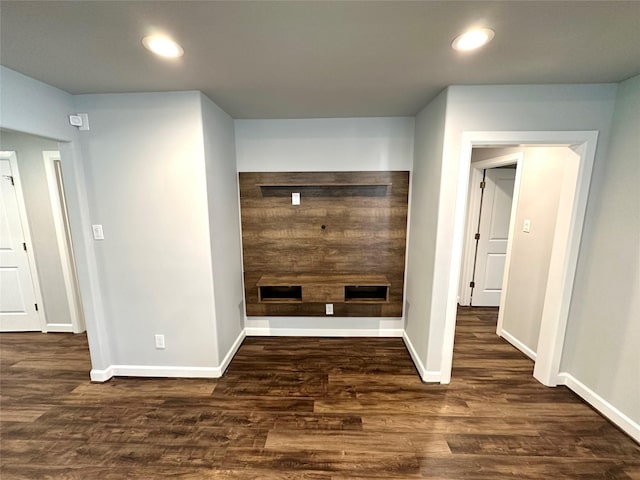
1;307;638;479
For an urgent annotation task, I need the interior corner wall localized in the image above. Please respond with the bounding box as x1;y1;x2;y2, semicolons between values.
403;89;448;379
499;147;574;354
0;66;112;371
200;93;244;364
428;84;618;377
0;130;72;329
234;117;414;335
73;91;220;369
560;74;640;425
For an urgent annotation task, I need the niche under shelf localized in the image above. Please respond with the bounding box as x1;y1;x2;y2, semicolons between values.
344;285;389;303
258;285;302;303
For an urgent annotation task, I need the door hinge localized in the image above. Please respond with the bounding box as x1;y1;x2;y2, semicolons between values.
474;233;480;240
23;242;27;251
2;175;14;186
34;303;38;311
480;181;486;189
469;281;475;288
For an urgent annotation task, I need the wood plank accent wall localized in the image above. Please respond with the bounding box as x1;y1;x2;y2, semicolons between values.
239;171;410;317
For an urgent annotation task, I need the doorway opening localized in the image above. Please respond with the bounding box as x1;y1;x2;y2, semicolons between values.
459;145;579;365
441;131;598;387
459;151;520;309
0;151;45;331
0;131;85;334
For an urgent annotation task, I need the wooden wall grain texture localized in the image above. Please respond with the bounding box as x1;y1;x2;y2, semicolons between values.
239;171;410;317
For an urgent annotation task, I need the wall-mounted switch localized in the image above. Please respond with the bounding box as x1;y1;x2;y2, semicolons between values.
326;303;334;315
292;192;300;205
155;334;165;349
523;219;531;233
92;224;104;240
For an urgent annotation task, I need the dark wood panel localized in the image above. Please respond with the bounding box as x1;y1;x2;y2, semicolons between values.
2;308;639;478
240;171;409;317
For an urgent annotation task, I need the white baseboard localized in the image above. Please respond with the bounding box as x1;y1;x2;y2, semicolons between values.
244;317;403;337
90;329;247;383
91;365;221;382
500;328;537;361
402;331;441;383
245;327;403;337
45;323;73;333
218;329;246;375
558;372;640;444
90;366;114;382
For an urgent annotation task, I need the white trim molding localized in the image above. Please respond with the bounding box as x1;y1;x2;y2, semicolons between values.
246;327;403;337
402;331;441;383
218;329;246;376
90;329;247;382
90;366;114;382
42;150;86;333
499;329;537;361
245;317;403;337
558;373;640;444
441;131;599;387
93;365;222;382
46;323;75;333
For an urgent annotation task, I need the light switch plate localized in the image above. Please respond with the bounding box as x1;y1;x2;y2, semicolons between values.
326;303;334;315
292;192;300;205
92;224;104;240
523;219;531;233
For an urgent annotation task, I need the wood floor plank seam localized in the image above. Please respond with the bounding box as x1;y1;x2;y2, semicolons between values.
1;306;638;478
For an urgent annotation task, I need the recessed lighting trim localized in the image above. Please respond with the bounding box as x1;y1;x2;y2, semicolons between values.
452;28;495;52
142;35;184;58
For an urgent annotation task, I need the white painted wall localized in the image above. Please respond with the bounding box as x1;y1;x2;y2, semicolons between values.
499;147;574;355
412;84;618;380
471;147;521;163
235;117;414;335
4;65;636;435
403;89;448;380
235;117;414;172
73;92;219;368
200;93;245;364
560;75;640;425
0;66;112;371
0;130;72;330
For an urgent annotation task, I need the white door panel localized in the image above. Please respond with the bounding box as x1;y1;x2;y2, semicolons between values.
489;179;514;239
0;155;40;331
473;168;516;306
483;254;507;290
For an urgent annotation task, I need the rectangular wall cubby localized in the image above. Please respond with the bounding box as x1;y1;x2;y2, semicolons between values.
239;171;410;317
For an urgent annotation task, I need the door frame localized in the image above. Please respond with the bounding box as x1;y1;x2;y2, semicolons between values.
0;151;47;331
441;131;598;387
43;151;86;333
458;152;523;307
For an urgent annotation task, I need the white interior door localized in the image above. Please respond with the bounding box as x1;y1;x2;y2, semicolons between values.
0;154;41;331
472;168;516;306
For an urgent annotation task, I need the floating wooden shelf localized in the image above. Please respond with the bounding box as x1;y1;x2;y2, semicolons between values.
258;182;391;198
257;274;390;304
257;182;392;187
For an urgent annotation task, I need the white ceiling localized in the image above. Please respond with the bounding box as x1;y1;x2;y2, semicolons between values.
1;1;639;118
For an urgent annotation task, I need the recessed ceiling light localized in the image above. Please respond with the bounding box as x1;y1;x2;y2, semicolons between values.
142;35;184;58
452;28;495;52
